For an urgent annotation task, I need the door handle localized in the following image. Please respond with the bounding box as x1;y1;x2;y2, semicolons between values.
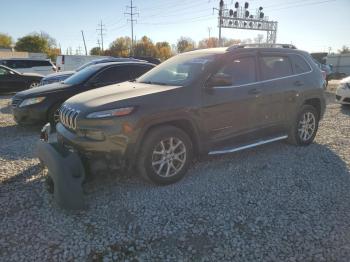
248;88;261;95
294;80;304;87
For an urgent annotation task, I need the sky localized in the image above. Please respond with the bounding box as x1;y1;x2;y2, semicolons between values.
1;0;349;54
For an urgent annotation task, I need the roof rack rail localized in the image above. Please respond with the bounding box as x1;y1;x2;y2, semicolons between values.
227;43;297;51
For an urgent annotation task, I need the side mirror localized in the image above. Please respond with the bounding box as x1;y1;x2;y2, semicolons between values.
206;73;232;88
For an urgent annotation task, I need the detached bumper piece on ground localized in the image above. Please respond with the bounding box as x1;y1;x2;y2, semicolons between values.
36;124;86;210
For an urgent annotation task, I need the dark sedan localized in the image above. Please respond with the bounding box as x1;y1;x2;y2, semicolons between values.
0;65;43;93
12;61;155;125
39;57;146;86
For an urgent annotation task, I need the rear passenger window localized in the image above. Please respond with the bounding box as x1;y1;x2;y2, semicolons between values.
260;56;293;80
4;60;29;69
215;56;256;86
292;55;311;74
30;60;52;67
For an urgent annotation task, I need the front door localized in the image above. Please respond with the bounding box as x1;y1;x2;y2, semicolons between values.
201;54;261;148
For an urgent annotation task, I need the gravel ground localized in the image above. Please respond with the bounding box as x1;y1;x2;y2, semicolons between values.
1;83;350;261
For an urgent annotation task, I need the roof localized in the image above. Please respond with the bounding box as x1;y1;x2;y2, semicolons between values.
87;61;155;70
0;58;50;61
184;44;303;56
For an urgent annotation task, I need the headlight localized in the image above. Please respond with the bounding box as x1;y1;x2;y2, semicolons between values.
19;97;46;107
86;107;135;119
339;83;347;90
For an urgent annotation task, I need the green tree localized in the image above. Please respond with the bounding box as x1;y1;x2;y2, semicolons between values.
155;41;172;60
198;37;219;49
176;37;195;53
15;35;48;53
90;47;102;55
134;36;157;57
106;36;132;57
0;33;12;48
223;38;241;47
338;45;350;54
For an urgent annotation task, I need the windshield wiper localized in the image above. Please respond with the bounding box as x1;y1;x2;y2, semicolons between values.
141;81;168;86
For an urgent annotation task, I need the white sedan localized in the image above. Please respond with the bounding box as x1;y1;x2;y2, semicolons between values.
336;76;350;105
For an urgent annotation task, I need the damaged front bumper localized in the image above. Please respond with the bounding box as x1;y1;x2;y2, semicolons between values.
37;123;87;210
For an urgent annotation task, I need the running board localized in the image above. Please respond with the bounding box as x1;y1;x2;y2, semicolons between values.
208;135;288;155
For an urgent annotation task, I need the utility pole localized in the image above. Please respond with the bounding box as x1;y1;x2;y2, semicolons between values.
96;20;106;52
219;0;224;47
81;30;88;55
125;0;139;56
207;27;212;48
97;39;101;55
213;0;224;47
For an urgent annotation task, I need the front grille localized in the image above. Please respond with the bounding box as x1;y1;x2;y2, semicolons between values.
11;98;23;107
59;105;80;130
344;98;350;103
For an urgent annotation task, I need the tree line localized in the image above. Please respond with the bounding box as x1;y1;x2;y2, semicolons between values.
1;32;349;62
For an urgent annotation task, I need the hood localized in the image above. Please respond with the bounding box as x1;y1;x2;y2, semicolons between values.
43;71;75;79
65;81;181;110
22;72;43;77
16;82;72;97
340;76;350;84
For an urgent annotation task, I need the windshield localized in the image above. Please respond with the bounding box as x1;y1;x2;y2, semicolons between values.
137;53;217;86
76;61;95;72
63;65;99;85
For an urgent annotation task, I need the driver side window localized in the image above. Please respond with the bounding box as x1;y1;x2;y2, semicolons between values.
211;56;257;86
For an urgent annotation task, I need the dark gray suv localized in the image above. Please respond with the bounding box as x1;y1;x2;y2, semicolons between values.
38;44;325;208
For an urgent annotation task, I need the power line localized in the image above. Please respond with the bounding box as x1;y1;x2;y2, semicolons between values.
124;0;139;55
268;0;336;11
96;20;106;51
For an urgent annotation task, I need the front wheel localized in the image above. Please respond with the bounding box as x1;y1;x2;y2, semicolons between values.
288;105;319;146
137;126;193;185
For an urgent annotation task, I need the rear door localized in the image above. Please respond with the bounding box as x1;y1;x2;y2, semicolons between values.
257;53;297;132
201;54;261;145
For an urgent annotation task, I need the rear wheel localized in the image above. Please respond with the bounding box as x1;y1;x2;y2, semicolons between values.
288;105;319;146
29;81;40;89
137;126;193;185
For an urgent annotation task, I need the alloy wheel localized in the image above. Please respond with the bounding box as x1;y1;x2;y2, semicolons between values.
29;82;39;88
151;137;187;178
298;111;316;142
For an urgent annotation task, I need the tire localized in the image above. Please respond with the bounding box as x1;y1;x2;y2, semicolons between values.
137;126;193;185
29;81;40;89
48;103;62;128
288;105;319;146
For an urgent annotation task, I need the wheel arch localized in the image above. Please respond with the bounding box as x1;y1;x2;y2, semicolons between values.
136;118;202;156
303;98;321;118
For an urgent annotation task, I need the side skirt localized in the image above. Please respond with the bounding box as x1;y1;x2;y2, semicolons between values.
208;135;288;155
